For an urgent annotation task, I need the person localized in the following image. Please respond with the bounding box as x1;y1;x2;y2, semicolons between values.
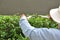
19;6;60;40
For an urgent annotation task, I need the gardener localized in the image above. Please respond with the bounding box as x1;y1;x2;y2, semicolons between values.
19;6;60;40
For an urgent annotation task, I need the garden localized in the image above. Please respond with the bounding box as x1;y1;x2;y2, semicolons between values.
0;15;58;40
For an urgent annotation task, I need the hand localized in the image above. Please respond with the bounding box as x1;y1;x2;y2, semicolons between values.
20;13;32;20
20;13;28;20
20;13;26;17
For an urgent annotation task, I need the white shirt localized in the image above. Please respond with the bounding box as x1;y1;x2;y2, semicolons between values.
19;16;60;40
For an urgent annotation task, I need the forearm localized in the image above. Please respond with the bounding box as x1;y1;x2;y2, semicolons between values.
19;15;35;37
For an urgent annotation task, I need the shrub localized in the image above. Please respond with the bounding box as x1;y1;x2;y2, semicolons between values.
29;15;58;28
0;15;28;40
0;15;58;40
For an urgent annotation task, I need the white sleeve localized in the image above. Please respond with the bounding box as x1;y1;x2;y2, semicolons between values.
19;16;35;37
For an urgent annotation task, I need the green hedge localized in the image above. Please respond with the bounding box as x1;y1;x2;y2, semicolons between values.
0;15;58;40
29;16;58;28
0;15;29;40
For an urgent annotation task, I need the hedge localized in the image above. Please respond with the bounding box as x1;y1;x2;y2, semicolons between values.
28;15;58;28
0;15;58;40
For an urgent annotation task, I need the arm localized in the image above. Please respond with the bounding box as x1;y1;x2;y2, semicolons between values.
19;14;35;37
39;15;49;18
30;28;60;40
39;14;51;19
19;14;60;40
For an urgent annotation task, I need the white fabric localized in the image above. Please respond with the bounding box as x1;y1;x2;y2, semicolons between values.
50;7;60;23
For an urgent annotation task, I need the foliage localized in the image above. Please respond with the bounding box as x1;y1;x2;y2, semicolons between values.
0;15;29;40
0;15;58;40
28;15;58;28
